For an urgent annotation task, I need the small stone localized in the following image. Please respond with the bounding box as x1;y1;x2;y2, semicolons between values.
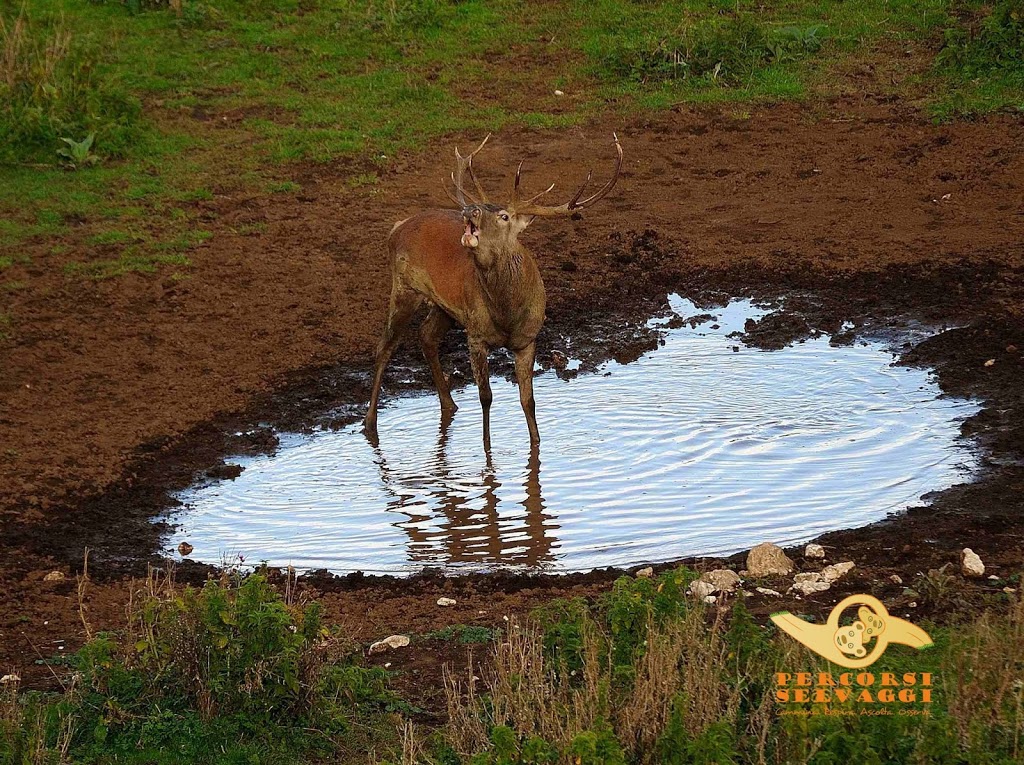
804;543;825;559
1004;587;1016;594
988;574;1000;581
178;542;194;556
889;574;903;585
699;569;742;592
790;581;831;598
43;571;65;582
746;543;794;577
554;89;565;96
821;562;855;583
635;567;654;578
961;548;985;578
703;595;717;605
909;602;918;608
984;359;995;367
755;587;781;596
436;597;457;607
689;580;716;599
369;634;411;654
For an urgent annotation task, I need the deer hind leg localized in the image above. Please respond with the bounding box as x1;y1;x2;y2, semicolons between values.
420;307;457;416
364;287;423;438
468;337;493;452
514;342;540;446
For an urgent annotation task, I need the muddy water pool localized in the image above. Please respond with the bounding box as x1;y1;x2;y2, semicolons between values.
169;297;980;573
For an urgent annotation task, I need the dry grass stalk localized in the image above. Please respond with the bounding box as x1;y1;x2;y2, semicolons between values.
445;606;744;762
77;547;92;641
1;8;72;93
948;595;1024;756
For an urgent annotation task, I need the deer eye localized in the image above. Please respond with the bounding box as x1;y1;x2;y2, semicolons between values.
500;213;510;222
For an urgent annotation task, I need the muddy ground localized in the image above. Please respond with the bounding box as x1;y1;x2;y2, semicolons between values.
1;102;1023;709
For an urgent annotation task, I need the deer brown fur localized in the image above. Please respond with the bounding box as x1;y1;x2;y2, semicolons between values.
364;134;622;451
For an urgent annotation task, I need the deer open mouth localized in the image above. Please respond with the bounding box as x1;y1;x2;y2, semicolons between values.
462;220;479;249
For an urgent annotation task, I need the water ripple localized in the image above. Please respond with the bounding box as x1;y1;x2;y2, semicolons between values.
170;299;980;574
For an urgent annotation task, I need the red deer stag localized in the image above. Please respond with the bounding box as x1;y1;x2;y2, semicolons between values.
364;134;623;450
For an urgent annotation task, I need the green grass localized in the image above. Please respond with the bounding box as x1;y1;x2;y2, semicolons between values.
432;567;1024;765
0;0;1020;279
424;624;498;645
1;573;404;765
4;568;1023;764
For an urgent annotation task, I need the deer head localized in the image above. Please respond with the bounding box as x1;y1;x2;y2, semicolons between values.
444;134;623;257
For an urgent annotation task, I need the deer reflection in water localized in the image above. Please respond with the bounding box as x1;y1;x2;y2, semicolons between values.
369;411;555;568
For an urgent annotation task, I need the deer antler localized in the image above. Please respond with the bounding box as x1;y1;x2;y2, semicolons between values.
509;134;622;217
445;134;491;207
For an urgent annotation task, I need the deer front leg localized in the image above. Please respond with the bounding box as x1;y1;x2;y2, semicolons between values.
364;288;422;440
514;342;540;445
420;307;457;416
468;337;493;452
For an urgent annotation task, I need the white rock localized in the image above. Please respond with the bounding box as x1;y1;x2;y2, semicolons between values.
756;587;782;596
746;543;794;577
889;574;903;585
821;562;855;583
436;597;457;607
554;89;565;96
699;569;741;592
961;548;985;578
369;634;410;654
43;571;65;582
703;595;717;605
804;543;825;559
792;578;832;595
635;567;654;578
689;580;716;599
1004;587;1016;594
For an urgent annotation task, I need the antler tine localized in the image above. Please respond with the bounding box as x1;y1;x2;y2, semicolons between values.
449;134;491;207
518;182;556;208
508;156;556;210
467;156;489;204
443;172;467;207
513;133;623;217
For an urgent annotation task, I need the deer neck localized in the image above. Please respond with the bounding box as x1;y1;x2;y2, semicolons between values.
474;243;533;322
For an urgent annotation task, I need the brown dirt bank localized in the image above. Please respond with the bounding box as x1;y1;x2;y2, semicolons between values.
2;102;1023;690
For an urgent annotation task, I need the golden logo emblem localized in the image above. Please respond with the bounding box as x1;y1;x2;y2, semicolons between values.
771;594;933;668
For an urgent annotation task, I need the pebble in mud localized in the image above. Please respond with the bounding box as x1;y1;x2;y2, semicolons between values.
804;543;825;559
699;569;742;592
961;548;985;577
821;562;855;582
635;567;654;578
436;597;457;607
369;635;410;654
689;580;716;599
792;574;832;595
746;543;794;577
